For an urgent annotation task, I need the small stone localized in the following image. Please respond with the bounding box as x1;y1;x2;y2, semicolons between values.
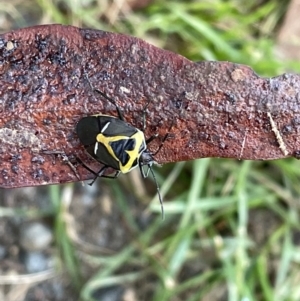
19;222;53;251
23;251;49;273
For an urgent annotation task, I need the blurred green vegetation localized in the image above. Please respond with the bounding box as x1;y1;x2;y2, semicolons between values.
2;0;300;300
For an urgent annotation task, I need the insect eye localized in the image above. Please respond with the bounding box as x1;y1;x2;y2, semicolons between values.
139;150;153;166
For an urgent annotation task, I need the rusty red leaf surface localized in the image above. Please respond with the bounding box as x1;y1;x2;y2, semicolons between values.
0;24;299;188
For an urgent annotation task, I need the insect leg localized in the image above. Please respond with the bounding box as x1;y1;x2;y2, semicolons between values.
76;157;120;186
94;90;125;121
152;120;175;156
42;150;81;181
84;72;125;121
143;131;169;156
88;167;120;186
145;134;158;144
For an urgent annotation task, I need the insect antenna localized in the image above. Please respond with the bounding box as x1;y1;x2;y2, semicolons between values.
140;163;164;220
150;165;164;220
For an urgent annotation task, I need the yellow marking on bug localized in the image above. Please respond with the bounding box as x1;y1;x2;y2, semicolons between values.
96;130;146;173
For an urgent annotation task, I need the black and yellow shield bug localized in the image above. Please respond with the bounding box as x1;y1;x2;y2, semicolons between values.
76;90;165;217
